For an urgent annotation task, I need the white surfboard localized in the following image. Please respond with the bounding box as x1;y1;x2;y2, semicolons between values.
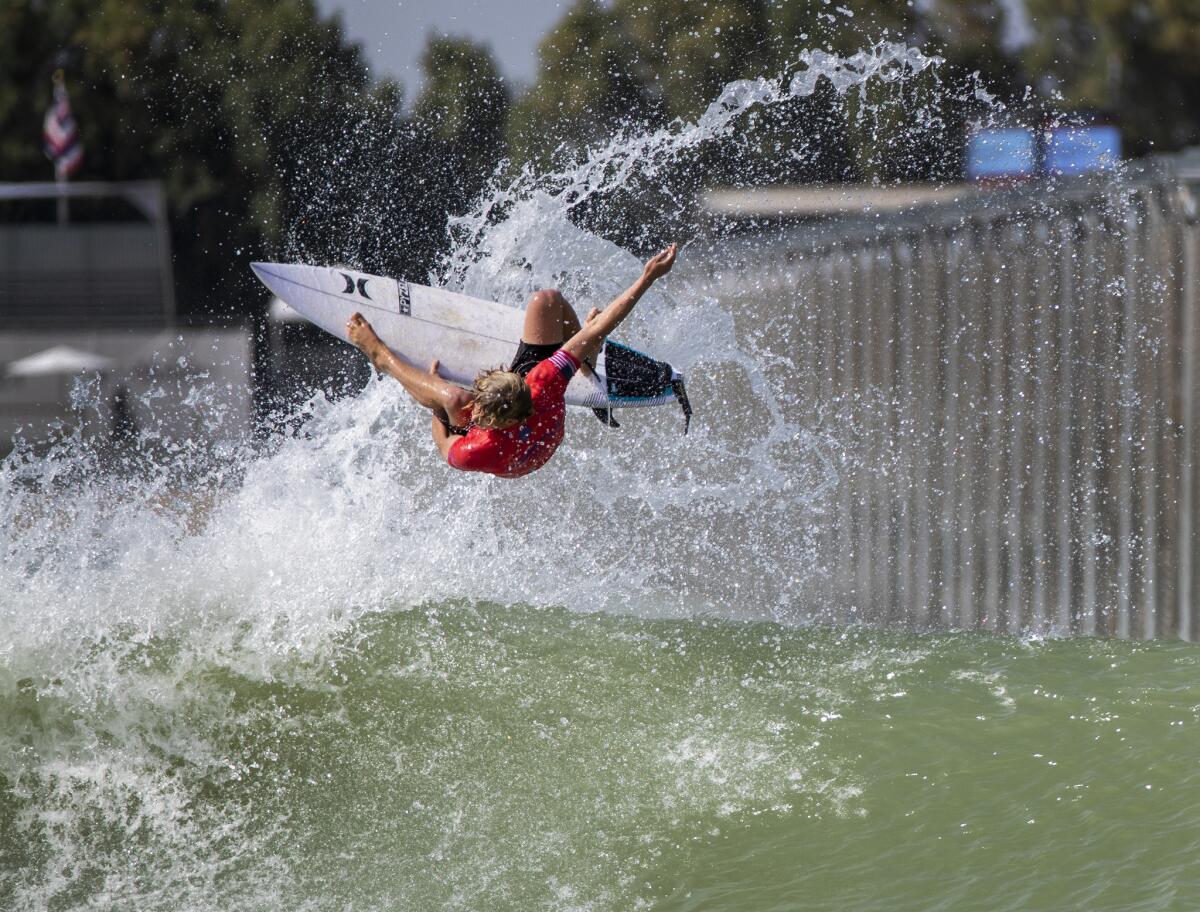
251;262;691;431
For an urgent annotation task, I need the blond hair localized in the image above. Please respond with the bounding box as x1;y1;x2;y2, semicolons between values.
471;369;533;429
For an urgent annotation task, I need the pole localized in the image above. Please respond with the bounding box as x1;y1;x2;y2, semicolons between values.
52;69;68;226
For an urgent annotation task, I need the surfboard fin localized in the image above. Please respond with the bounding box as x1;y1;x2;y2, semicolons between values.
672;378;692;435
592;407;620;428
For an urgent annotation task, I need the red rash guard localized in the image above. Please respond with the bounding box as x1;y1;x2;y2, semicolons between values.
447;349;580;478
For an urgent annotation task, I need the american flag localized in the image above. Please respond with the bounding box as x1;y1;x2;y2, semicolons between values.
43;74;83;179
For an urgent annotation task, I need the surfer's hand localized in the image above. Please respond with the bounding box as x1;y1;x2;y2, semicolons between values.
428;359;442;377
643;244;677;281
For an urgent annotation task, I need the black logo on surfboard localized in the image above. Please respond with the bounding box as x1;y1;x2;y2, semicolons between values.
339;270;407;314
338;272;372;300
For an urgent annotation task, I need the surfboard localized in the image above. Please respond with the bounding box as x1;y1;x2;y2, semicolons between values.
250;262;690;431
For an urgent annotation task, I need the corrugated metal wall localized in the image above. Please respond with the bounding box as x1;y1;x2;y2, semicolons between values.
0;224;171;328
709;156;1200;638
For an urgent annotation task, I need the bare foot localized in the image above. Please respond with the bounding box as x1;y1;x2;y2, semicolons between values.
346;312;381;353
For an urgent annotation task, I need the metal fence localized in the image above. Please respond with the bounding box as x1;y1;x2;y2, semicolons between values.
0;181;175;329
707;151;1200;638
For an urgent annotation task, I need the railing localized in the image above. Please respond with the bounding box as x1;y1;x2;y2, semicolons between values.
706;151;1200;638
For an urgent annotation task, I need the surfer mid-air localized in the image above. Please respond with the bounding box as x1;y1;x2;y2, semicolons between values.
346;243;678;478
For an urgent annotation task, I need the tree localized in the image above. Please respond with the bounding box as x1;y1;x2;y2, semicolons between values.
505;0;983;192
412;36;510;214
414;37;508;177
1016;0;1200;154
506;0;657;170
0;0;382;318
613;0;770;120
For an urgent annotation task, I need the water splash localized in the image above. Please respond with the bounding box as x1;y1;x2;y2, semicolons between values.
1;43;958;663
444;42;941;304
1;41;988;912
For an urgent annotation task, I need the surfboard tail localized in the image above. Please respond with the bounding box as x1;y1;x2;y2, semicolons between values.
602;341;674;402
591;340;691;434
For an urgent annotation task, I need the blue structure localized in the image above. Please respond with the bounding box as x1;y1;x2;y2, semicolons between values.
966;123;1123;182
1044;125;1122;176
966;127;1037;181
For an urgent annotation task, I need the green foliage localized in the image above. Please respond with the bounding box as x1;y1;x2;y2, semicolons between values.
414;37;508;161
613;0;770;120
0;0;375;316
507;0;657;170
1017;0;1200;153
766;0;914;60
507;0;997;192
413;36;509;206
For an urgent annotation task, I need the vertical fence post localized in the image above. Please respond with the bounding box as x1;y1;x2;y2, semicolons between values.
956;223;984;628
1151;190;1181;639
895;240;916;626
983;220;1008;631
1056;217;1077;632
1116;201;1140;638
1030;220;1054;630
836;249;858;621
875;246;900;622
1007;223;1030;632
1077;216;1101;635
816;253;840;613
914;230;939;627
1103;212;1127;634
1180;214;1199;641
1138;191;1162;639
939;235;963;627
854;246;876;618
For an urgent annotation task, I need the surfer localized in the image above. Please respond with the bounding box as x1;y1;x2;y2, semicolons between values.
346;243;677;478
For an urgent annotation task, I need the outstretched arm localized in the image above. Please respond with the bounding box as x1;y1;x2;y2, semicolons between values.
561;244;677;365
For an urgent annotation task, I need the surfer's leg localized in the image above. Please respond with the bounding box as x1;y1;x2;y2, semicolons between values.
522;289;582;345
522;290;596;374
560;297;583;339
347;313;473;425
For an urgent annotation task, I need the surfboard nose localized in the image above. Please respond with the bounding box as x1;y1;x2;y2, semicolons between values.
250;262;270;287
250;262;277;286
250;262;291;299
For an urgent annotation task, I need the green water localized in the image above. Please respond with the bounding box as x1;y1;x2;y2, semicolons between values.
3;603;1198;911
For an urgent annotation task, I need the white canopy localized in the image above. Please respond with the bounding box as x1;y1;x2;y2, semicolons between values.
6;345;115;377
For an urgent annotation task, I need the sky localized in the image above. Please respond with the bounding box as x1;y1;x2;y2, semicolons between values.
314;0;577;101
